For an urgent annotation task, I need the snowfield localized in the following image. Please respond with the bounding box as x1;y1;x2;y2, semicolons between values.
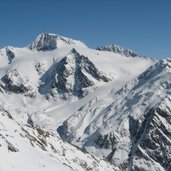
0;108;116;171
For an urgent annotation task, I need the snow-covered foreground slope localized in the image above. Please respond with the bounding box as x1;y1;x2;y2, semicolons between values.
58;59;171;171
0;107;117;171
0;33;157;170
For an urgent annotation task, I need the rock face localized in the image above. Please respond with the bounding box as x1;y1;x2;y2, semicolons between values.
129;106;171;171
39;48;112;99
58;59;171;171
1;69;34;96
5;47;15;64
97;44;139;57
29;33;87;51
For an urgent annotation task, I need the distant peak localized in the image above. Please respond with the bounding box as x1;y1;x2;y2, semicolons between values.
69;48;79;54
29;33;87;51
136;58;171;84
148;58;171;70
96;44;139;57
155;58;171;70
37;32;55;37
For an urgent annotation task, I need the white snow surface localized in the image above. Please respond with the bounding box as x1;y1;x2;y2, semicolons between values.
0;108;116;171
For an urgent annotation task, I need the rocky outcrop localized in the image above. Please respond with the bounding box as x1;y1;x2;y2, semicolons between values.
6;47;15;64
39;48;112;99
29;33;87;51
1;69;34;97
129;106;171;171
97;44;139;57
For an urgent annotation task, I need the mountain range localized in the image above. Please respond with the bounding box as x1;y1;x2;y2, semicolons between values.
0;33;169;171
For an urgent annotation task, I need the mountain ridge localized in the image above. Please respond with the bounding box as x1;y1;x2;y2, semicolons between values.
58;58;171;170
97;44;140;57
29;33;87;51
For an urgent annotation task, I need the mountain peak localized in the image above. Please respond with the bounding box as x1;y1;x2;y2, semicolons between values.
39;48;112;99
97;44;139;57
139;58;171;79
29;33;87;51
160;58;171;68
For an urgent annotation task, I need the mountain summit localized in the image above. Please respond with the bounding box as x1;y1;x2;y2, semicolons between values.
39;48;112;99
29;33;87;51
97;44;139;57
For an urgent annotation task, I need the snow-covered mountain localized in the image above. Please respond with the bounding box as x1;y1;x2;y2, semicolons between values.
39;48;112;99
58;59;171;171
1;32;166;171
29;33;87;51
97;44;139;57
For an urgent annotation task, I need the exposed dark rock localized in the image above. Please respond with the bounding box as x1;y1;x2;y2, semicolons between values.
6;47;15;64
1;69;33;95
7;141;19;152
129;107;171;171
29;33;57;51
97;44;139;57
57;121;74;142
39;48;112;98
29;33;86;51
21;127;47;151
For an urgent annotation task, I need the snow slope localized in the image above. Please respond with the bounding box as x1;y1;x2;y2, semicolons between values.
0;107;116;171
58;59;171;171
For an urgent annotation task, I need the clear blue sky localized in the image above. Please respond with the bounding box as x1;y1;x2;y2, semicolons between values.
0;0;171;59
